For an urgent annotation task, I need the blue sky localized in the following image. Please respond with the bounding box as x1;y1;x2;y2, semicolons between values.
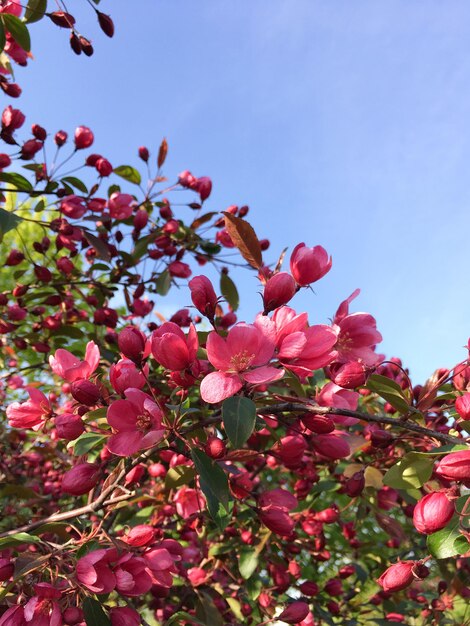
13;0;469;383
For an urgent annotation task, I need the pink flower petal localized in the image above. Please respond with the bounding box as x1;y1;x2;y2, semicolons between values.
242;365;284;385
200;371;242;403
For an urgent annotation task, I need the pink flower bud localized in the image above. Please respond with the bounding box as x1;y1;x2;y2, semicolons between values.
138;146;149;161
290;243;332;286
204;435;226;459
96;157;113;177
344;470;365;497
70;379;100;406
324;578;343;596
313;507;339;523
378;561;417;593
0;153;11;169
189;275;218;319
32;124;47;141
110;607;140;626
194;176;212;201
56;256;74;275
329;360;368;388
55;130;67;146
74;126;94;149
55;413;85;440
299;581;319;596
275;435;307;468
301;414;335;434
413;491;454;534
5;249;24;266
456;393;470;420
97;11;115;38
168;261;191;278
62;463;100;495
63;607;83;624
0;558;14;581
125;524;155;547
259;507;295;536
262;272;297;313
278;601;310;624
118;326;146;362
133;208;149;230
435;450;470;482
312;434;350;459
49;11;75;27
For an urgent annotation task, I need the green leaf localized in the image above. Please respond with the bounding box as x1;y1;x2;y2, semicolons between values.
83;597;111;626
0;532;40;549
0;19;5;52
24;0;47;24
2;14;31;51
113;165;141;185
165;465;196;489
222;396;256;448
238;548;259;579
427;520;470;559
62;176;88;194
165;612;205;626
226;597;244;621
191;448;230;528
0;207;23;242
195;591;224;626
366;374;411;414
220;272;239;311
155;269;171;296
83;230;111;262
383;452;434;490
0;171;33;191
71;432;106;456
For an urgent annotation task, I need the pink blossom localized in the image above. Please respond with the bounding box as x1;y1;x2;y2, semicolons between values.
144;547;177;587
6;387;51;430
0;606;25;626
132;297;154;317
76;549;116;594
332;290;383;366
60;195;86;219
151;322;198;371
290;243;332;286
106;388;165;456
200;322;284;403
174;486;205;518
110;358;147;394
108;192;135;220
49;341;100;382
111;551;153;597
317;382;359;425
23;584;62;626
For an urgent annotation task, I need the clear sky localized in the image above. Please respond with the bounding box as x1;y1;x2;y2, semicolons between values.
13;0;470;383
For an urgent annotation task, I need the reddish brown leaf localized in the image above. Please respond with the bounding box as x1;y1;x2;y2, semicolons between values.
222;212;263;270
158;138;168;169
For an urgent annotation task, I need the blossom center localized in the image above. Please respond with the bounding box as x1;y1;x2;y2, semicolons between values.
136;412;152;432
230;350;255;372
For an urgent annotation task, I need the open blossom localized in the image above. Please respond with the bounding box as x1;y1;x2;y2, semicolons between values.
106;388;165;456
261;307;338;380
332;290;383;366
108;192;135;220
111;551;153;597
49;341;100;382
76;549;116;594
6;387;51;430
317;382;359;425
23;583;62;626
174;486;205;518
200;322;284;403
144;547;178;587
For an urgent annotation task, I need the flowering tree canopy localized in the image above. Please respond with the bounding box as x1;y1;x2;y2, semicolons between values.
0;2;469;626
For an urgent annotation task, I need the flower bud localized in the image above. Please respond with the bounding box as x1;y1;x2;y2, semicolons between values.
456;392;470;420
134;208;149;230
62;463;100;495
63;607;83;624
413;491;454;534
74;126;94;150
0;153;11;169
55;130;68;146
118;326;146;362
301;413;334;433
48;11;75;27
329;360;368;388
189;275;218;320
259;507;294;537
278;601;310;624
55;413;85;440
124;524;155;547
262;272;297;313
71;380;100;406
110;607;141;626
312;434;350;459
378;561;416;593
97;11;115;38
275;435;307;468
138;146;149;162
370;429;394;448
0;558;14;582
96;157;113;177
325;578;343;596
299;581;319;596
6;249;24;266
204;435;226;459
194;176;212;201
290;243;332;286
435;450;470;482
344;470;365;497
